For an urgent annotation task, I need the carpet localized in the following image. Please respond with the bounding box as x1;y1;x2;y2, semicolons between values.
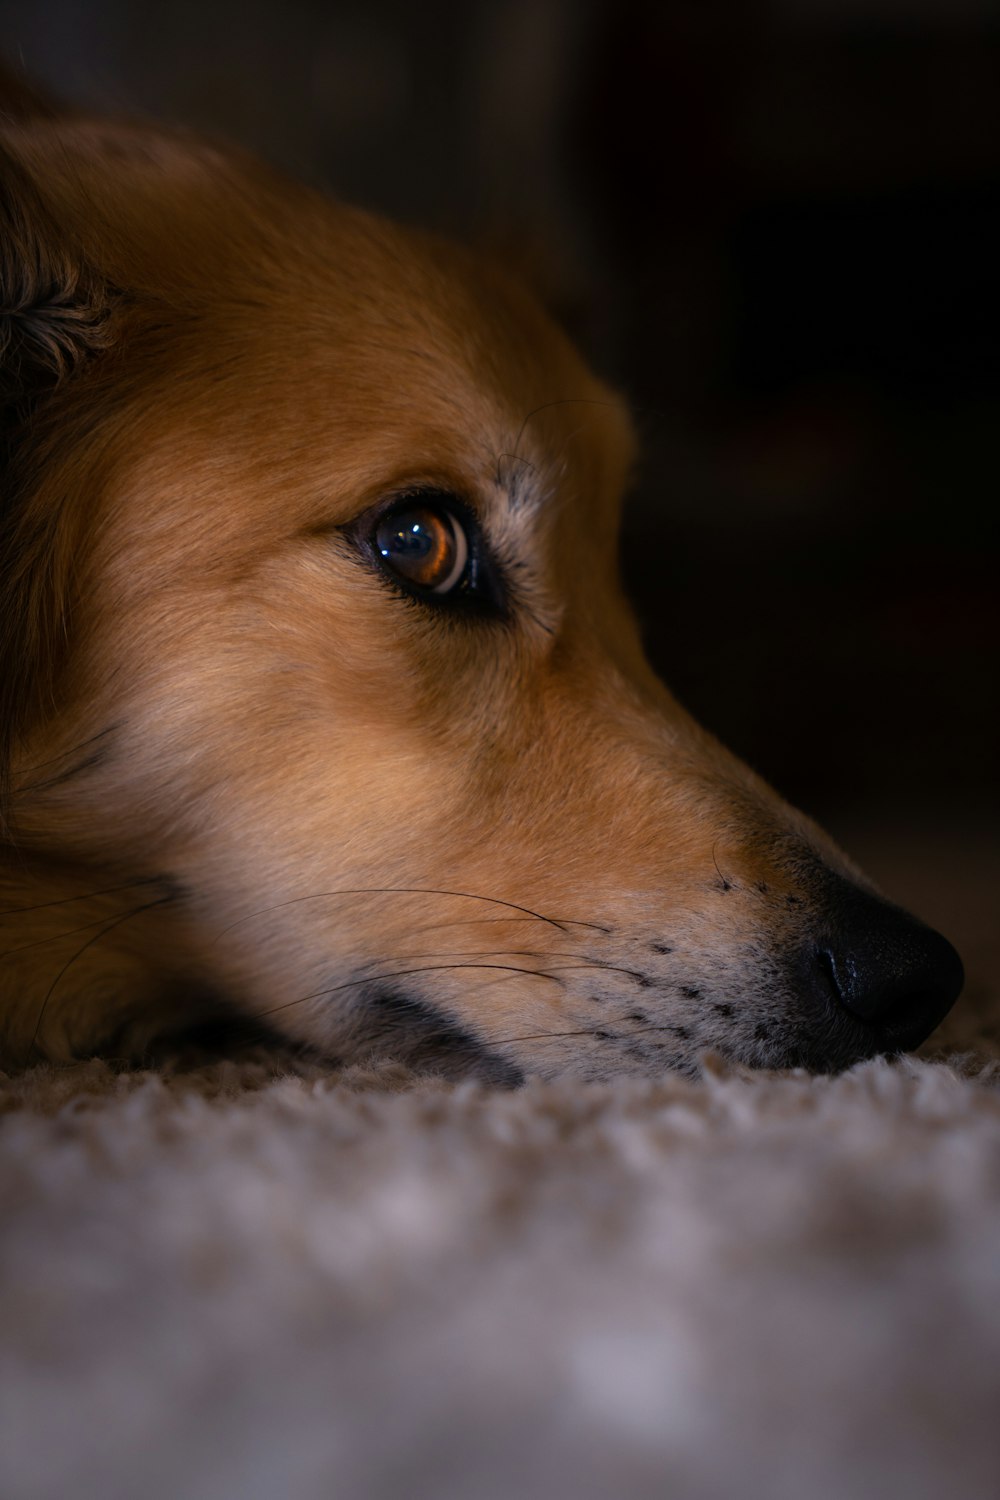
3;816;999;1500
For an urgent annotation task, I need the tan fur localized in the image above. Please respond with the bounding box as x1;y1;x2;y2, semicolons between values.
0;91;960;1080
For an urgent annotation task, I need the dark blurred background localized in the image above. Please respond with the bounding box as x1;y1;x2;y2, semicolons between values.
2;0;997;1008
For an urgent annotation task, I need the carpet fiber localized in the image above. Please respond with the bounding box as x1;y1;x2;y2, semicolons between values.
3;823;999;1500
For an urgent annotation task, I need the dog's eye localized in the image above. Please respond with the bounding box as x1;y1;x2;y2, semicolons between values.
349;490;503;615
374;502;469;595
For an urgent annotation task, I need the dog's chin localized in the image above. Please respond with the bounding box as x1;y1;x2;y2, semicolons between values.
719;1013;909;1077
144;970;941;1085
322;960;951;1084
302;988;895;1086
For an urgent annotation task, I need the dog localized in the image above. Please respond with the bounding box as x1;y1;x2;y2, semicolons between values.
0;70;963;1082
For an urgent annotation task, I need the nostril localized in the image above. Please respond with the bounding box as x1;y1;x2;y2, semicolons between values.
814;947;841;1002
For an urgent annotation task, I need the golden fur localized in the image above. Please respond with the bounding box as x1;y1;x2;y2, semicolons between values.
0;81;963;1080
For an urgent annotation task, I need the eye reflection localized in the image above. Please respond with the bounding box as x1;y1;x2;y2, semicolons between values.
374;503;469;594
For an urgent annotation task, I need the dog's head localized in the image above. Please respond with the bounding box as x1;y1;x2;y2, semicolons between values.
0;103;963;1078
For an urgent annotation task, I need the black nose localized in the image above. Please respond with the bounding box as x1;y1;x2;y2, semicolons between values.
811;878;964;1052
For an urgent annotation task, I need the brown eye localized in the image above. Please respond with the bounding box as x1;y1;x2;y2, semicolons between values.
374;503;469;594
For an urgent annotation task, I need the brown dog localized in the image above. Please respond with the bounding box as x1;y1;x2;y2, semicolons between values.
0;75;963;1081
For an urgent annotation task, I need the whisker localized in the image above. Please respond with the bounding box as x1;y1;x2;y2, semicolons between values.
0;876;164;919
355;947;635;973
14;725;119;780
711;841;735;893
476;1026;605;1047
213;887;610;945
509;397;626;464
497;395;668;496
493;450;538;486
478;1005;676;1051
254;960;575;1023
26;895;173;1060
13;756;106;799
255;950;654;1028
408;915;558;935
2;908;160;961
10;727;119;799
495;395;640;492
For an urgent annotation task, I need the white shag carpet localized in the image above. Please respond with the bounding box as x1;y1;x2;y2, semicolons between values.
3;821;999;1500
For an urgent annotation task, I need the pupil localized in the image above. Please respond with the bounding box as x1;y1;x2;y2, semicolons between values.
375;503;461;591
385;521;434;559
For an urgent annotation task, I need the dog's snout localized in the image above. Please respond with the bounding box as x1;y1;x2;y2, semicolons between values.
809;879;964;1052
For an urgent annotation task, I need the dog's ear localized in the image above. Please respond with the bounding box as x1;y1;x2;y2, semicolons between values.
0;137;116;830
0;64;110;407
0;143;113;413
